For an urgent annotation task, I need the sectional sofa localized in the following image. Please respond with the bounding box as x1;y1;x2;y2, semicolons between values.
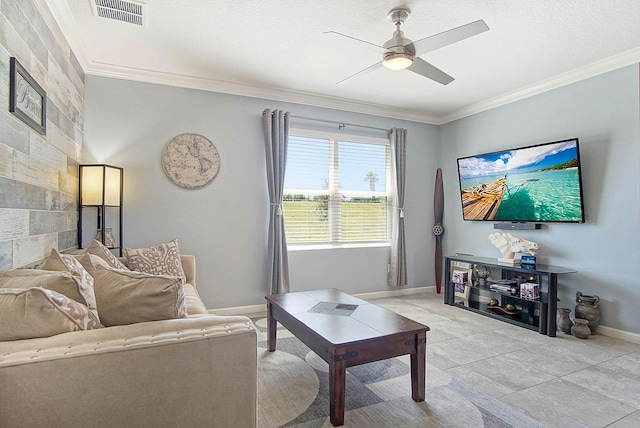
0;243;257;428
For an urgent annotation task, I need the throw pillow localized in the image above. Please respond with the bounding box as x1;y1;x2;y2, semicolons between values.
93;268;187;327
123;239;186;283
0;269;100;323
83;240;129;270
40;249;100;320
70;253;112;277
0;287;102;341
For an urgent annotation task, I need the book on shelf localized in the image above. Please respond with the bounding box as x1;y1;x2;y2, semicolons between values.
498;258;521;267
452;261;472;269
489;283;518;295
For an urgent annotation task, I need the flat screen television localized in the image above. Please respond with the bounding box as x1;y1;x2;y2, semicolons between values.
456;138;585;223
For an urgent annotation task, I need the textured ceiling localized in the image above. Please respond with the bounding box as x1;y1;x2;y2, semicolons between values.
46;0;640;124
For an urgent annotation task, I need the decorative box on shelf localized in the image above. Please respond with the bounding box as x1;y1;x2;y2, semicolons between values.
520;282;540;300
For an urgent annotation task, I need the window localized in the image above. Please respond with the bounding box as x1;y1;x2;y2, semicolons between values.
284;130;391;245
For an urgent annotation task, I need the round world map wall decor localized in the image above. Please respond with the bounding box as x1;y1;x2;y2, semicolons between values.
161;133;220;189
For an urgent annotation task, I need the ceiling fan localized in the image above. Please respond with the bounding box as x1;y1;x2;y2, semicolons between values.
325;8;489;85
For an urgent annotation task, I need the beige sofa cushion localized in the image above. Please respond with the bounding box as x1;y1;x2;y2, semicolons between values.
84;240;129;270
184;283;208;315
71;253;112;277
0;287;102;341
0;269;98;320
123;239;186;283
94;268;188;327
39;249;100;320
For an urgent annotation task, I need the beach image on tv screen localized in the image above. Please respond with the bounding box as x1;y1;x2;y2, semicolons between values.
457;139;584;222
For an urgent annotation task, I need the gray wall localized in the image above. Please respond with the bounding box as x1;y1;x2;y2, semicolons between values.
83;76;439;309
0;0;84;269
440;64;640;334
84;65;639;335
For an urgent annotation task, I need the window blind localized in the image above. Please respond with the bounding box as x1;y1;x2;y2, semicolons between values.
284;134;391;244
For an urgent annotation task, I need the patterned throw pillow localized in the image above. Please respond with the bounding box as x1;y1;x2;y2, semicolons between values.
123;239;186;283
93;268;187;327
0;287;102;341
83;240;129;270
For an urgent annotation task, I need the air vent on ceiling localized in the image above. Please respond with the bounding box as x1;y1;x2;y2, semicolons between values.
91;0;146;26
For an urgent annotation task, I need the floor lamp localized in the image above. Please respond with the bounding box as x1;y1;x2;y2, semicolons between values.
78;164;123;256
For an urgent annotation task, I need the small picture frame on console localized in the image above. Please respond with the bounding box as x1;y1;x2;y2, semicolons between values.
452;268;472;307
452;269;469;284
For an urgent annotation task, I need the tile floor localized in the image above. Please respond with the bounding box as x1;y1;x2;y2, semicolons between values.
244;289;640;427
372;291;640;427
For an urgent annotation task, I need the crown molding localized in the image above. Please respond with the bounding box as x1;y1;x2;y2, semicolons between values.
437;47;640;125
85;61;440;124
44;0;640;127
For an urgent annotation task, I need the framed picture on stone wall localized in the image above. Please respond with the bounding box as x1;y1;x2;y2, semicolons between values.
9;57;46;135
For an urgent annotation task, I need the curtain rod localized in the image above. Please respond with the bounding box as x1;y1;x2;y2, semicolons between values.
289;114;390;133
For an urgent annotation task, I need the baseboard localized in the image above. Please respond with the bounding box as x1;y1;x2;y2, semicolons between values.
210;303;267;316
209;286;434;316
353;286;433;300
596;325;640;344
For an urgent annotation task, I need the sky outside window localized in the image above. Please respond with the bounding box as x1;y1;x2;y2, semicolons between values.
285;136;388;192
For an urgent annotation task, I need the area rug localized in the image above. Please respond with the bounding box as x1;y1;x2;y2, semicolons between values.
253;317;544;428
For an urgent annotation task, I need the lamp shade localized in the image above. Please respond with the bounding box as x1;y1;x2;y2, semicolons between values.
80;165;122;206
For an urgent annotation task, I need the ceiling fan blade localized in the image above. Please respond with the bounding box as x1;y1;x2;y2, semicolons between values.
434;168;444;294
409;19;489;57
324;31;390;54
408;58;454;85
336;61;383;85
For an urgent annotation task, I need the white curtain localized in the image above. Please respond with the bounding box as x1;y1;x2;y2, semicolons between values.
262;109;291;295
389;128;408;287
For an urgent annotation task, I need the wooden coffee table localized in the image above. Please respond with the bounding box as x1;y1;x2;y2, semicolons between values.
265;288;429;426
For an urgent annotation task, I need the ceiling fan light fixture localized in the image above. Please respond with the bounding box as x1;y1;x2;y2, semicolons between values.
383;53;413;70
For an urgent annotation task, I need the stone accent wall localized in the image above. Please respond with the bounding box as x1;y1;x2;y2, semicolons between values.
0;0;84;269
